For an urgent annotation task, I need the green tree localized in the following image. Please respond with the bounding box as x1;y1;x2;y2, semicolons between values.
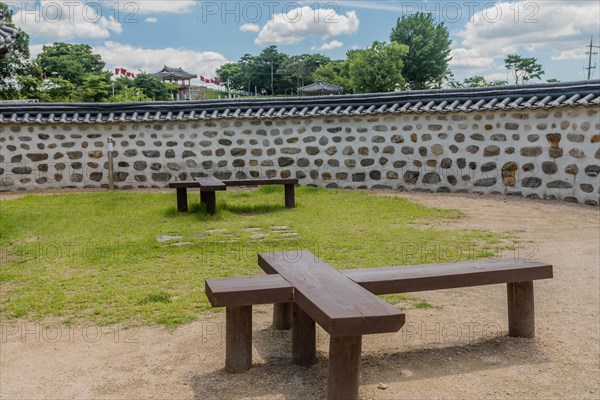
504;54;544;84
131;74;171;101
37;43;105;86
314;60;352;92
281;54;331;88
0;2;34;99
38;77;74;102
217;63;245;91
80;72;111;102
348;41;408;93
390;12;452;90
255;46;290;95
449;76;508;88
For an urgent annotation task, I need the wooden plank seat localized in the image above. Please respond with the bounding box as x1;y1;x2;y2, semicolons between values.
205;253;553;400
168;178;298;215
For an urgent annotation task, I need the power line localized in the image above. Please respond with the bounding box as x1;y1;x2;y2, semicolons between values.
584;35;600;80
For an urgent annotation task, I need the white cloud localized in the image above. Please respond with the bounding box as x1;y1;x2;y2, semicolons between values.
93;41;229;83
144;17;158;23
449;47;494;70
240;23;260;33
551;49;588;61
312;40;344;51
458;1;600;60
484;72;512;82
255;6;359;45
14;0;122;40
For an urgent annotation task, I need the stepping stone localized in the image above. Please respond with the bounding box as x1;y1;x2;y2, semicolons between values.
281;232;299;237
251;233;269;239
157;235;182;243
271;226;289;230
169;242;193;247
206;229;227;234
193;233;209;239
242;228;262;232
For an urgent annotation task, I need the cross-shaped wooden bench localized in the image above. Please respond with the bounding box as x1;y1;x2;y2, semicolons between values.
169;178;298;215
205;252;553;400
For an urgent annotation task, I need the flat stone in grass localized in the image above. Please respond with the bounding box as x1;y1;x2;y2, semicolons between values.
157;235;182;242
193;233;209;239
169;242;193;247
205;229;227;234
242;227;262;232
251;233;269;239
271;226;289;230
281;232;299;237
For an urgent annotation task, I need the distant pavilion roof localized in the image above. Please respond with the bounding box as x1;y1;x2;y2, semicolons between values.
150;66;197;81
298;79;343;95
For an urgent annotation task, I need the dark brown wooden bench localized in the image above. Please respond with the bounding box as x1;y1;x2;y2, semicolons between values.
169;178;298;215
205;252;553;400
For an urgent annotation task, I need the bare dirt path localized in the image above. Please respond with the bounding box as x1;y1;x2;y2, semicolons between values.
1;191;599;400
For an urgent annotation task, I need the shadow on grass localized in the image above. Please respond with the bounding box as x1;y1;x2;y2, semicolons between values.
191;329;549;400
220;201;287;215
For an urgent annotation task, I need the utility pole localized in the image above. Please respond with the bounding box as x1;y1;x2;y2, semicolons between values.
270;60;274;96
584;36;599;80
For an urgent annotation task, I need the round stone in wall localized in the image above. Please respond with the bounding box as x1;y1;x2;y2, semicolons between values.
522;177;542;188
542;161;558;175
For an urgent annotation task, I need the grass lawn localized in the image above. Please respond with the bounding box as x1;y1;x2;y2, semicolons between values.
0;187;511;329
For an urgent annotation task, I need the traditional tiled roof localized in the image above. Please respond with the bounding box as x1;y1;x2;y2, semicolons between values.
149;65;197;81
298;79;344;94
1;80;598;125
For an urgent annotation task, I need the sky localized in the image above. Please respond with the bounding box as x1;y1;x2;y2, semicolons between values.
6;0;600;86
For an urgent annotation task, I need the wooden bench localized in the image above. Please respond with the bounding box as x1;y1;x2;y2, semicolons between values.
205;252;553;399
169;178;298;215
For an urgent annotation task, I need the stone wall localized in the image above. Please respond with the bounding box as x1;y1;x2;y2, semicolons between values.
1;105;599;205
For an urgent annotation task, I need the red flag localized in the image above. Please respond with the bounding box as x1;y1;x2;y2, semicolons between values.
115;68;119;75
127;72;133;78
200;76;205;82
120;68;127;75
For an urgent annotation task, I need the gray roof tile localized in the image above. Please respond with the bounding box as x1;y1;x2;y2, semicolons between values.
0;80;598;125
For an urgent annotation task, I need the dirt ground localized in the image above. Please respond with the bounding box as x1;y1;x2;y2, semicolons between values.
1;191;599;400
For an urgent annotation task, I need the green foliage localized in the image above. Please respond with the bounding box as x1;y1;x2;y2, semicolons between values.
449;75;508;88
0;2;32;99
314;60;352;91
131;74;172;101
504;54;544;84
37;42;105;86
348;41;408;93
390;12;452;90
217;47;331;95
281;53;331;87
38;77;75;102
79;72;111;102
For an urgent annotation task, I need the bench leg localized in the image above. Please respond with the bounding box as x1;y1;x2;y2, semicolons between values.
507;281;535;338
225;306;252;373
205;191;217;215
273;303;292;330
176;188;188;212
328;335;362;400
292;304;316;367
200;190;207;204
284;184;295;208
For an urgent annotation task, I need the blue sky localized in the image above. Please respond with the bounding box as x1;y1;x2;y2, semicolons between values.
8;0;600;86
